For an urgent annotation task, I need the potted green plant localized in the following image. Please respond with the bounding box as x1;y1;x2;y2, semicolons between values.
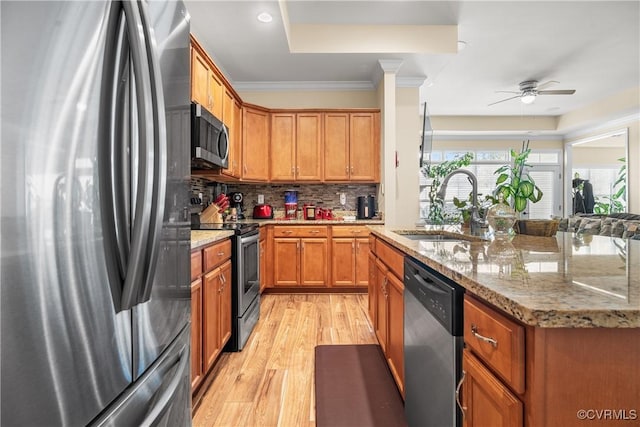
422;152;474;224
494;140;543;213
594;157;626;214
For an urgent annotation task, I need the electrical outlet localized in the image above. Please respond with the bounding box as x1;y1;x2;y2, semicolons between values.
339;193;346;205
258;194;264;204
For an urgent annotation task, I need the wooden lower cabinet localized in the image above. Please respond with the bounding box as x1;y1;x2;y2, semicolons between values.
273;237;328;286
331;237;369;287
374;258;389;355
386;272;404;397
369;234;405;396
462;349;523;427
203;267;221;372
190;278;203;391
191;240;232;394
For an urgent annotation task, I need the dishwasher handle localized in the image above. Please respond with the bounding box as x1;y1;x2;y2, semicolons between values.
455;370;467;419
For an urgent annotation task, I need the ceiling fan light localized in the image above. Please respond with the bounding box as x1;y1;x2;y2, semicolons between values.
521;92;536;104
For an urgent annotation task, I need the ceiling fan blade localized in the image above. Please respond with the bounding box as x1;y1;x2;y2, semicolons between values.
538;89;576;95
495;90;520;94
488;95;521;106
535;80;559;91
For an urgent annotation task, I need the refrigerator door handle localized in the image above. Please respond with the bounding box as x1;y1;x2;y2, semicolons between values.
137;0;168;304
139;342;189;426
99;4;134;311
119;0;155;311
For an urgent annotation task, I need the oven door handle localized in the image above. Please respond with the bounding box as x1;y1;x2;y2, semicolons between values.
240;232;259;245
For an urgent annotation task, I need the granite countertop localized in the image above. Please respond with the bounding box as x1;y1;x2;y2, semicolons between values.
248;219;384;226
191;230;234;249
369;225;640;328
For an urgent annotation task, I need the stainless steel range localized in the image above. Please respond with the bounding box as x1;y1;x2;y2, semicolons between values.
193;222;260;351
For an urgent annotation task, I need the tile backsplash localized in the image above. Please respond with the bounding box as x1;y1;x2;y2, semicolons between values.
190;177;378;218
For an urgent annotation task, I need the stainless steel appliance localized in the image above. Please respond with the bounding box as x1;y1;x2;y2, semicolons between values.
191;102;229;169
191;223;261;351
404;257;464;427
1;1;192;425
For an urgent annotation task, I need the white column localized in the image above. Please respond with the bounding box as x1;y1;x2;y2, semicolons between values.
378;59;403;226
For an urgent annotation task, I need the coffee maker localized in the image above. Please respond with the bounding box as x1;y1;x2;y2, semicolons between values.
230;192;245;219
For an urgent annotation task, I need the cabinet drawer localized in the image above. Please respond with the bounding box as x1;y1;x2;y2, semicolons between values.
464;295;525;394
203;239;232;272
191;250;202;281
376;239;404;279
272;226;328;238
332;226;370;238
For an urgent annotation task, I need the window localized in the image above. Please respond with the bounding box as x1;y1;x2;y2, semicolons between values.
420;148;562;222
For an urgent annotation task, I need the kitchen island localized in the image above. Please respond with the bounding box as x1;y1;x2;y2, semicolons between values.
369;225;639;427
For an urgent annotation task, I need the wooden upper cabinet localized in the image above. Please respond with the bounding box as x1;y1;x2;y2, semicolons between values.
231;99;243;177
242;106;270;181
296;113;323;181
191;47;211;109
270;113;296;181
350;112;379;181
270;112;323;182
222;89;238;178
209;71;223;119
324;113;350;181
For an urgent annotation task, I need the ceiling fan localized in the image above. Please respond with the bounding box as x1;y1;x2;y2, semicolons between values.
489;80;576;106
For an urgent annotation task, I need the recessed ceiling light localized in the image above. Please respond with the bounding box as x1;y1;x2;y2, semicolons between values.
257;12;272;23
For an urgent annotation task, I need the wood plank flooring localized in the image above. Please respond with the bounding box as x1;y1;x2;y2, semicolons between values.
193;294;378;427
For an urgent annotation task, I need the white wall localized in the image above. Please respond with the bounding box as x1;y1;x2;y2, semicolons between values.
394;87;421;226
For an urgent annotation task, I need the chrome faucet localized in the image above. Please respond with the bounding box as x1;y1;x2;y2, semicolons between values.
436;169;486;235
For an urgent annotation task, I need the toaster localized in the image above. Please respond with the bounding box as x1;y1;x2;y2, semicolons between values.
252;204;274;219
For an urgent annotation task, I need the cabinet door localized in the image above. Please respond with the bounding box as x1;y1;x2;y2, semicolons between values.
232;99;243;177
324;112;350;181
374;259;389;354
270;113;296;181
387;272;404;397
191;48;210;108
296;113;323;181
349;112;379;181
190;278;203;391
355;237;369;287
203;268;221;372
300;238;328;286
242;107;270;181
368;252;377;326
462;350;523;427
331;238;355;287
222;88;236;177
209;71;223;119
273;238;300;286
219;260;232;347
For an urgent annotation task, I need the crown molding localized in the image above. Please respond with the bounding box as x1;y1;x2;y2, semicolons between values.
397;76;427;88
233;80;375;92
432;131;564;141
378;59;404;73
562;109;640;140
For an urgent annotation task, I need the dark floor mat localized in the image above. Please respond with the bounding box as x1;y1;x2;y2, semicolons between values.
315;344;407;427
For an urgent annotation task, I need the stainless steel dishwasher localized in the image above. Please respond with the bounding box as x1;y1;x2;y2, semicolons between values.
404;257;464;427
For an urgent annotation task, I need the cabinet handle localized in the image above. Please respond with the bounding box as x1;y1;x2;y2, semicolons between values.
352;230;361;233
296;166;299;176
471;325;498;348
218;251;224;257
350;166;354;174
309;230;320;234
296;241;300;249
291;166;295;176
221;273;226;284
356;241;360;253
283;230;293;234
244;164;247;174
345;166;349;174
352;241;355;252
301;242;305;250
455;370;467;418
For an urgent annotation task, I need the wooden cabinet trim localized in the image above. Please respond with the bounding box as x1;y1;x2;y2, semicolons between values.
376;239;404;279
272;225;328;238
331;226;370;237
191;250;203;281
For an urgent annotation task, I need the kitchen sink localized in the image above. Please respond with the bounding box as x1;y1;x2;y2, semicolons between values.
398;234;464;241
392;230;485;242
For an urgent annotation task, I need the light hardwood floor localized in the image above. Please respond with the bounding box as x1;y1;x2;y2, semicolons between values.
193;293;378;427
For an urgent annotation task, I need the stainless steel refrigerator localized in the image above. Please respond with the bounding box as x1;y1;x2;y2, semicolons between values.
1;1;192;425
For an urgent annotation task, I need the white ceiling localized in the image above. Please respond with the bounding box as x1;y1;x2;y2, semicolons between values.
185;1;640;117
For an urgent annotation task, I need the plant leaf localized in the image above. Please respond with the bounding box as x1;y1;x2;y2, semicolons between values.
514;196;527;212
496;174;508;184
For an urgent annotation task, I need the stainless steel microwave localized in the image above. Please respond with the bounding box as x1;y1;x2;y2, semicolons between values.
191;103;229;169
